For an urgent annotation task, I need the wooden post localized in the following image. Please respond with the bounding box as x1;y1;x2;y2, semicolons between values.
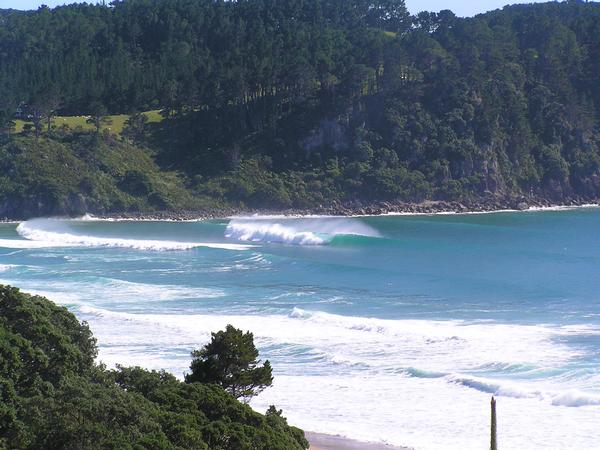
490;396;497;450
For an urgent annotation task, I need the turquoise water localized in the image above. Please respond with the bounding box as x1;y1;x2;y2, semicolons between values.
1;209;600;449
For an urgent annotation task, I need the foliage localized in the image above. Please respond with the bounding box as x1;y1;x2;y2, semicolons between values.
0;134;200;218
2;1;600;216
0;285;308;450
186;325;273;400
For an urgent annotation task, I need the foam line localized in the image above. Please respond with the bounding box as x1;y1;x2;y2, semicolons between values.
13;219;253;251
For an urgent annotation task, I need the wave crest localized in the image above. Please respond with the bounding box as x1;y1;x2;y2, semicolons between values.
226;221;325;245
445;374;600;407
225;217;379;245
0;264;18;272
15;218;252;251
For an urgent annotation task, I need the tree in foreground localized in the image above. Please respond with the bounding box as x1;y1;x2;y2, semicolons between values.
186;324;273;400
0;285;307;449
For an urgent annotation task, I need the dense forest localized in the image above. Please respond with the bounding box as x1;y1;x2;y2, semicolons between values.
1;0;600;217
0;285;308;449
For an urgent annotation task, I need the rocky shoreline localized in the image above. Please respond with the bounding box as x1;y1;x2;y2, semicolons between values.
87;196;600;221
1;196;599;222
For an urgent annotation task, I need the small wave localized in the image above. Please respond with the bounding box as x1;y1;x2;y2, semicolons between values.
446;374;600;407
225;217;379;245
403;367;445;379
20;277;225;306
0;264;18;272
0;238;74;249
472;361;540;373
67;303;600;409
15;219;253;251
526;204;599;213
550;390;600;407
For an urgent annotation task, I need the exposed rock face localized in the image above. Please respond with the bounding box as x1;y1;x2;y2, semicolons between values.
301;118;349;157
479;147;506;194
0;193;88;220
578;169;600;197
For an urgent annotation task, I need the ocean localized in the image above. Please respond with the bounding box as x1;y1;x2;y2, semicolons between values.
1;208;600;449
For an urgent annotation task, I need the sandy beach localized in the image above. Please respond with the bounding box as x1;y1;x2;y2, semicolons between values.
307;432;412;450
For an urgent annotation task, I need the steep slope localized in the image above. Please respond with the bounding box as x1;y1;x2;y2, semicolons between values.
0;1;599;217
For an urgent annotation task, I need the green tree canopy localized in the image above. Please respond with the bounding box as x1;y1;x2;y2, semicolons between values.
186;325;274;400
2;1;600;217
0;285;306;450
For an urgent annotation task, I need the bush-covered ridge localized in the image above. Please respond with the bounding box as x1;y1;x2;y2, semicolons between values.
1;0;600;217
0;134;205;218
0;285;309;450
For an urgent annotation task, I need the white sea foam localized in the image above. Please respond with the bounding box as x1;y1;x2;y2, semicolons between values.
253;373;600;450
77;304;579;383
550;389;600;407
65;304;600;449
17;277;224;308
79;213;99;221
378;204;600;217
225;217;379;245
526;204;600;212
13;219;253;251
0;238;75;249
226;221;325;245
0;264;17;272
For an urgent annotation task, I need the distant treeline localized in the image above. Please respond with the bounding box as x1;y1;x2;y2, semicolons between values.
0;0;410;114
1;0;600;216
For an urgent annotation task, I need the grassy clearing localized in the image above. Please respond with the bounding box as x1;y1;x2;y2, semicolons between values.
14;110;163;136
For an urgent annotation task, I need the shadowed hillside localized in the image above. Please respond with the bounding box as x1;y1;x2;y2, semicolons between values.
1;1;600;217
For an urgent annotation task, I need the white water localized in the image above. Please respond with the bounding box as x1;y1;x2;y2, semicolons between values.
225;217;379;245
60;303;600;449
14;218;252;251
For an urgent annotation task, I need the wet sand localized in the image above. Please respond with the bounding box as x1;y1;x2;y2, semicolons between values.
306;432;412;450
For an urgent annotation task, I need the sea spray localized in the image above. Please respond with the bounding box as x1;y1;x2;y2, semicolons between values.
15;218;252;251
226;221;325;245
225;217;379;245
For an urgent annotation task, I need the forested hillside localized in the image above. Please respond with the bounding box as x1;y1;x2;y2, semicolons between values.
1;0;600;217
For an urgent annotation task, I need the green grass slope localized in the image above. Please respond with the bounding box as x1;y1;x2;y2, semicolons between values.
14;110;163;136
0;133;200;219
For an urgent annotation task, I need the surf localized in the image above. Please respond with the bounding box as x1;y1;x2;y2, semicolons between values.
225;217;380;245
66;302;600;411
13;218;253;251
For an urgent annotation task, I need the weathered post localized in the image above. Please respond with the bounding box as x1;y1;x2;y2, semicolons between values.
490;396;497;450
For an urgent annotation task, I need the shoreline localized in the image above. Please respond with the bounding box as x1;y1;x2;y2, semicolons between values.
91;197;600;221
1;198;599;223
306;432;412;450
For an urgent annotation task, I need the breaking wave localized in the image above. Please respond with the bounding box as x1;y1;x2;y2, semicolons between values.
444;374;600;407
14;218;252;251
225;217;380;245
71;303;600;409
